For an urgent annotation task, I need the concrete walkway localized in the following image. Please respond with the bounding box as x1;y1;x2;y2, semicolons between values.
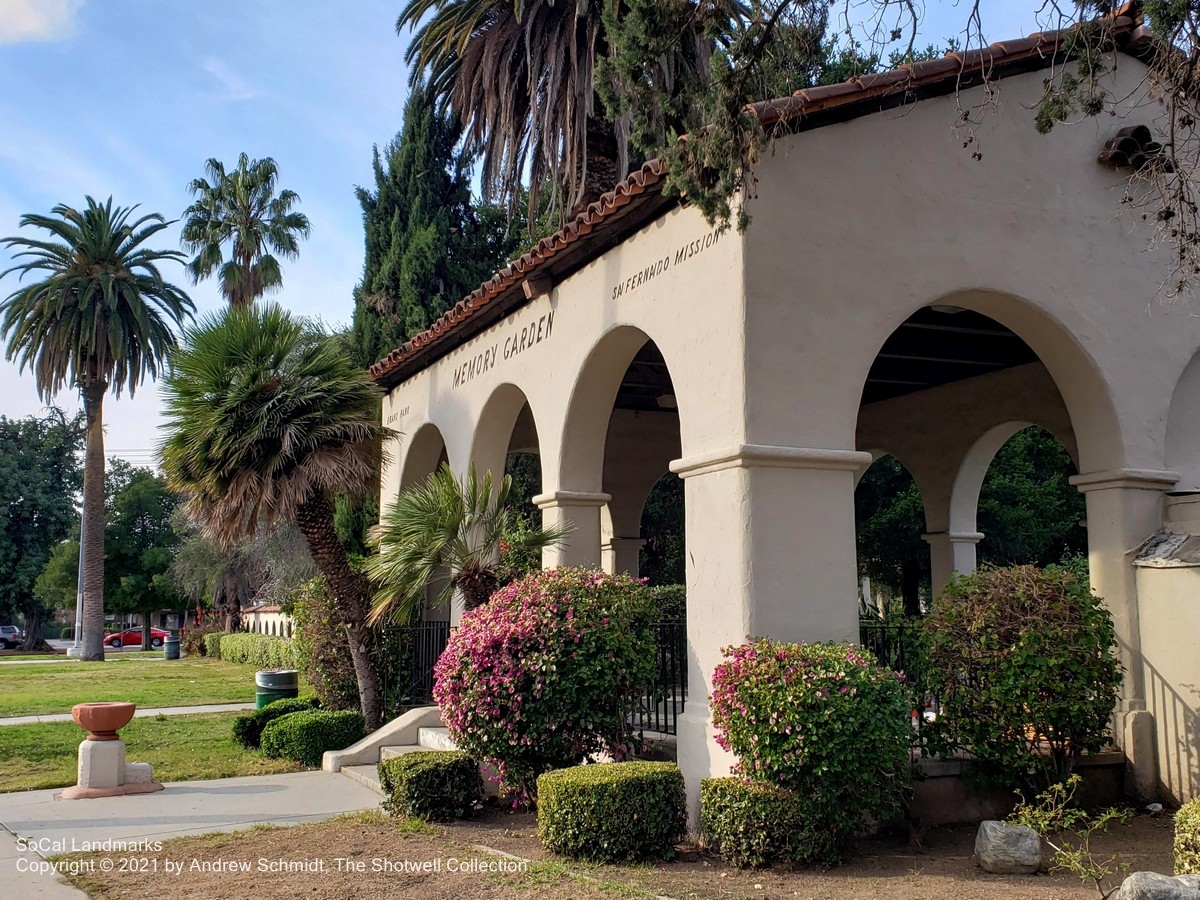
0;703;256;727
1;771;383;898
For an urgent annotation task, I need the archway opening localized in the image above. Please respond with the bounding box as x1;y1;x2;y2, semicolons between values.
596;339;683;580
976;426;1086;568
855;454;928;618
640;472;685;588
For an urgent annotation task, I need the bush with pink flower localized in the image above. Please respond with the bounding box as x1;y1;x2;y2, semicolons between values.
432;567;655;804
707;638;911;865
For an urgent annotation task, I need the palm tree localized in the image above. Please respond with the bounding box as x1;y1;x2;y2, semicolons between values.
398;0;622;221
366;463;569;624
180;153;310;307
0;197;194;661
160;304;387;728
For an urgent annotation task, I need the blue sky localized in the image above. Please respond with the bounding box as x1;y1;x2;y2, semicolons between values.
0;0;1041;467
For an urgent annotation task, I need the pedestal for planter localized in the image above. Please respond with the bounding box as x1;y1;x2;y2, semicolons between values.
57;702;164;800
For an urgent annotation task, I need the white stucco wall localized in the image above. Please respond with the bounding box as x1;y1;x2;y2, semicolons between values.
380;55;1200;810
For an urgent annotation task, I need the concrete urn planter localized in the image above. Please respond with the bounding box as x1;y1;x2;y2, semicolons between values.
71;702;135;741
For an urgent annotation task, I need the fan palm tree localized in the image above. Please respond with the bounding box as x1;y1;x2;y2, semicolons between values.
366;463;569;625
399;0;622;221
160;304;387;728
0;197;193;661
180;153;310;307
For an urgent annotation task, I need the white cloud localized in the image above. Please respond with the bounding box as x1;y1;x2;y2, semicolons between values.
201;57;257;103
0;0;83;45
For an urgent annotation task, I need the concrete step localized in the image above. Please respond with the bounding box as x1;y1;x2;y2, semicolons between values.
417;726;457;751
340;764;384;796
379;744;428;761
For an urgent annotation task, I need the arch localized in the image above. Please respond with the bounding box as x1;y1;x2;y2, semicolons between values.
558;325;687;490
1166;351;1200;492
857;289;1123;474
399;422;449;493
949;421;1032;535
470;383;541;485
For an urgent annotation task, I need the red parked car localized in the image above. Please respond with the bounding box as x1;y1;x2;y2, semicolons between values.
103;627;171;649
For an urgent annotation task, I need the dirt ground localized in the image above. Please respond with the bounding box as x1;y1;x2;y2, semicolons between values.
64;808;1177;900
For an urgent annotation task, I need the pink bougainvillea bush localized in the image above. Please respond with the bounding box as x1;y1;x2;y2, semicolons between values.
432;567;655;804
709;639;911;865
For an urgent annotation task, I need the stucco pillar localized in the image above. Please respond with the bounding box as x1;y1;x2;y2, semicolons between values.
534;490;610;568
601;537;645;577
922;530;983;594
669;445;870;826
1070;468;1177;801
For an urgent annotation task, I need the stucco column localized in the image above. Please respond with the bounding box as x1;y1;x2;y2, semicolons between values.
601;537;645;577
534;490;611;568
669;444;870;826
922;530;984;594
1070;467;1176;801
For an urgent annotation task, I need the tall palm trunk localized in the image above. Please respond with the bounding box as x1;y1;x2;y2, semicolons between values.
79;381;107;661
566;115;622;219
295;493;383;730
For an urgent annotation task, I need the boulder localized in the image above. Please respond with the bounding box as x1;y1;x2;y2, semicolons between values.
1114;872;1200;900
974;820;1043;874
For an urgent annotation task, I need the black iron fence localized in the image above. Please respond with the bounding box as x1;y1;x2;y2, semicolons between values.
858;619;923;684
633;621;688;736
372;620;452;720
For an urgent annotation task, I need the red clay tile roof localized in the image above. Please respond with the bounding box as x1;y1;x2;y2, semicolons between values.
370;4;1149;389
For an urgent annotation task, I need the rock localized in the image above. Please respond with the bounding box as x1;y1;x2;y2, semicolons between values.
1114;872;1200;900
974;820;1043;874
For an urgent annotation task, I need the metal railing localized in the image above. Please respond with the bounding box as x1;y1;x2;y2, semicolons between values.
634;621;688;736
372;620;452;720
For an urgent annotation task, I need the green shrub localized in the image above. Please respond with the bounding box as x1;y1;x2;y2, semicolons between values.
291;577;360;710
710;639;911;865
701;777;807;868
231;696;318;750
1176;799;1200;874
217;632;300;670
920;562;1122;786
644;584;686;622
537;762;686;862
204;633;223;659
377;751;482;820
180;620;223;656
435;567;656;803
260;709;365;767
60;626;73;640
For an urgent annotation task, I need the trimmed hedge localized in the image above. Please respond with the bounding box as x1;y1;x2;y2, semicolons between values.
260;709;365;767
377;751;482;821
701;777;806;869
231;696;319;750
537;762;686;862
216;632;299;669
1176;799;1200;874
204;633;223;659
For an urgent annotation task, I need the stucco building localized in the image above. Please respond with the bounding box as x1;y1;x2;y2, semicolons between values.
371;11;1200;812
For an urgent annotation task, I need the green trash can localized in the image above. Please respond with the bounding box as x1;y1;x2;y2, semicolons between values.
255;669;299;709
164;636;180;661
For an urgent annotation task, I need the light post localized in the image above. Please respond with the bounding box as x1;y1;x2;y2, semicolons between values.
67;522;85;658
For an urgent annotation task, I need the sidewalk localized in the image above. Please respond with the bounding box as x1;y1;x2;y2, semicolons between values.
0;771;383;898
0;703;256;727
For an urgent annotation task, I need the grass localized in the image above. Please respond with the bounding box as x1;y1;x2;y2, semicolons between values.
0;712;304;792
0;655;308;717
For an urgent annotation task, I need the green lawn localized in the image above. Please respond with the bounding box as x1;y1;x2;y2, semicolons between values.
0;656;308;717
0;712;304;792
